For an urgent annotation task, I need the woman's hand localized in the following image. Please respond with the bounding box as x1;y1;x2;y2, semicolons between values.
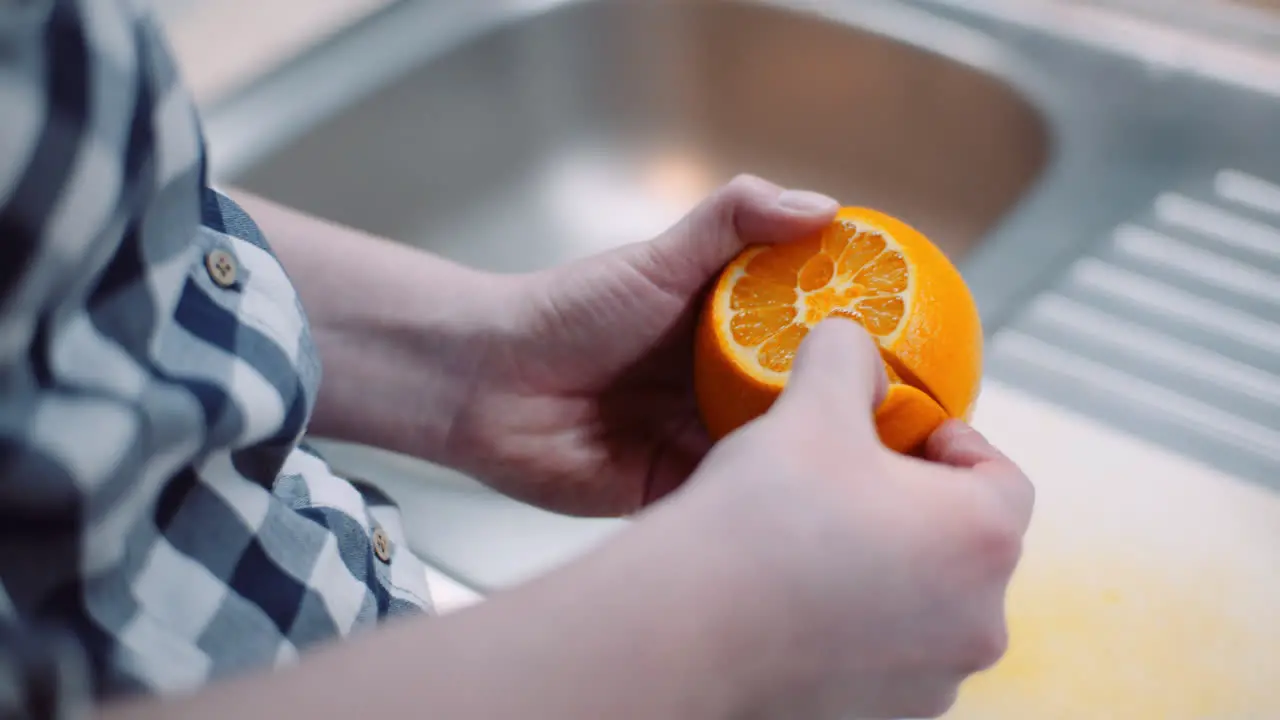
648;319;1033;718
443;175;839;515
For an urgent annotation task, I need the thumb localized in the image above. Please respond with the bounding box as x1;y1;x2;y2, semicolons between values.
638;174;839;298
774;317;889;433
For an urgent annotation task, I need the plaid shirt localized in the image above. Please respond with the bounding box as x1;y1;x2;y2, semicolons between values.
0;2;433;717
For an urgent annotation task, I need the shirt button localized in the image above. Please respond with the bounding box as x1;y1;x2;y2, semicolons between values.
371;526;392;564
205;249;238;288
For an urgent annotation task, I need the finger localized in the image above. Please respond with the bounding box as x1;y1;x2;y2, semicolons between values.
641;416;714;508
924;420;1009;469
989;462;1036;536
639;174;839;297
927;422;1035;533
850;673;962;720
774;317;889;433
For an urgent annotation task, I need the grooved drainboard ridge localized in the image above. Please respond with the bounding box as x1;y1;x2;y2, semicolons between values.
986;168;1280;493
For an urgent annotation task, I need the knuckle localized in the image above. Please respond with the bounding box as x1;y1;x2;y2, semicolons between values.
960;623;1010;673
995;461;1036;515
1016;468;1037;517
725;172;766;193
696;175;763;238
715;173;774;213
898;685;961;719
965;502;1025;572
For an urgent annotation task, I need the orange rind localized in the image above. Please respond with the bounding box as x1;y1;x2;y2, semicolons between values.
694;206;982;454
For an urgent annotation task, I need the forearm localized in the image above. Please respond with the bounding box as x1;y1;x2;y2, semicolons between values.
230;191;519;462
98;508;754;719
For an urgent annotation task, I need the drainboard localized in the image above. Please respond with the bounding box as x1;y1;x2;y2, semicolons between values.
988;169;1280;491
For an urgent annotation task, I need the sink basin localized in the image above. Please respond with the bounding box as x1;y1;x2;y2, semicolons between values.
212;0;1051;591
208;0;1280;591
228;0;1047;271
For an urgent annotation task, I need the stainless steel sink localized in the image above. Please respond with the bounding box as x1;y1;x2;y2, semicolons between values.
219;1;1046;269
205;0;1280;592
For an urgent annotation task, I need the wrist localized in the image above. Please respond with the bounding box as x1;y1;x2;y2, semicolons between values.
572;496;808;717
238;191;529;463
475;502;766;717
645;479;841;717
305;245;526;463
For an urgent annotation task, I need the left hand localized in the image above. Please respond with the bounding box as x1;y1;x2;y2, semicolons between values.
445;175;839;516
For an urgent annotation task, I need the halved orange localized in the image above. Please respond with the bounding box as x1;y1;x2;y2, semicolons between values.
694;207;983;454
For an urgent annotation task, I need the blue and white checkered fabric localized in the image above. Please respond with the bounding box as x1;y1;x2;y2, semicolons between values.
0;2;432;716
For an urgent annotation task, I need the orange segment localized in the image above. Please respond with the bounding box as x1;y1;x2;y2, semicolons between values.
744;234;820;283
730;307;796;346
836;228;886;277
859;296;905;336
759;324;809;373
856;252;909;294
797;254;835;292
694;206;983;454
730;275;795;310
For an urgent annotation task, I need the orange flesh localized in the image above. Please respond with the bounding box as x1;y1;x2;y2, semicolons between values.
697;207;982;453
728;220;912;376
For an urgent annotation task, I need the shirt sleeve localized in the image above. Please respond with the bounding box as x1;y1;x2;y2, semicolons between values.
0;0;78;359
0;4;130;717
0;588;92;720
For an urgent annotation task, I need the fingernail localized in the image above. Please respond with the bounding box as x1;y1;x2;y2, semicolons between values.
777;189;839;214
947;420;982;441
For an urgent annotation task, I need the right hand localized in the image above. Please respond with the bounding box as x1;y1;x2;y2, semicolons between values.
669;317;1034;719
